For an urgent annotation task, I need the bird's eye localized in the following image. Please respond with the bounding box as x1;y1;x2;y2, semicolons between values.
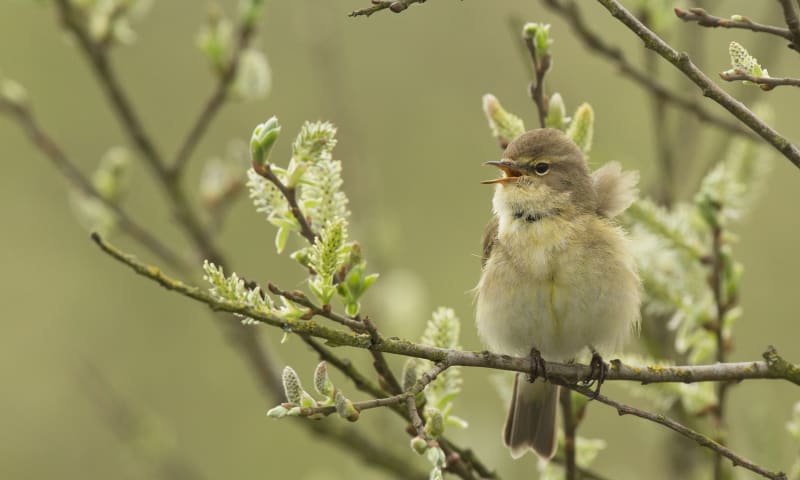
533;162;550;175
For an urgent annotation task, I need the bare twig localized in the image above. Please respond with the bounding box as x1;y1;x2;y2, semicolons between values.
0;99;186;270
720;70;800;90
674;7;795;43
171;22;257;177
595;0;800;169
349;0;429;17
523;36;550;127
707;219;735;480
91;232;800;387
565;383;788;480
778;0;800;48
540;0;756;141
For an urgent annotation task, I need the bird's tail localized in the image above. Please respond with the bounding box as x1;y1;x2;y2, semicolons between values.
503;373;559;459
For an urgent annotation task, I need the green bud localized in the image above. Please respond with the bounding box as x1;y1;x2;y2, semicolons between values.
402;358;419;392
0;76;28;107
730;14;745;22
286;406;302;416
566;102;594;154
481;94;525;145
282;366;303;404
424;407;445;438
544;92;568;130
92;147;131;203
239;0;264;28
522;22;552;58
197;6;233;71
250;116;281;169
313;361;335;398
728;41;769;78
234;49;271;101
266;405;289;418
410;435;428;455
334;390;359;422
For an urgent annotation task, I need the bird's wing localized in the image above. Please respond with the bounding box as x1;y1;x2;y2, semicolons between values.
481;215;499;267
592;161;639;218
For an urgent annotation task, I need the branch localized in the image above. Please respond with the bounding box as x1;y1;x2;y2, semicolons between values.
778;0;800;48
720;70;800;90
595;0;800;169
674;7;795;43
170;20;258;177
90;232;800;387
53;0;223;263
540;0;756;141
0;99;187;270
565;383;788;480
349;0;429;17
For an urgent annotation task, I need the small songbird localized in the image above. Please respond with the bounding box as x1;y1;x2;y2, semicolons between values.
475;128;641;459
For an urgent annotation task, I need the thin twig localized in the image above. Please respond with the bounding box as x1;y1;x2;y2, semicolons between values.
707;218;737;480
254;164;317;243
362;315;404;394
90;232;800;386
170;22;257;177
720;70;800;90
540;0;756;141
595;0;800;169
349;0;428;17
523;36;550;127
674;7;794;43
778;0;800;48
0;99;187;270
565;383;788;480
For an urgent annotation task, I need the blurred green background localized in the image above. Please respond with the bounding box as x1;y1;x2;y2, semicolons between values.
1;1;799;479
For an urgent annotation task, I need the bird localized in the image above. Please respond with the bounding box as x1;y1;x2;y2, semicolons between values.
475;128;641;459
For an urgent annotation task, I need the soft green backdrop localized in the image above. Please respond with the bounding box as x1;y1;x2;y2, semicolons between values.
1;1;798;479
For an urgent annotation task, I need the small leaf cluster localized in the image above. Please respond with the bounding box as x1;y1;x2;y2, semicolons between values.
266;363;359;422
246;118;377;313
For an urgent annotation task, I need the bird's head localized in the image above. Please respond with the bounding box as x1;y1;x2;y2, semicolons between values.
482;128;597;221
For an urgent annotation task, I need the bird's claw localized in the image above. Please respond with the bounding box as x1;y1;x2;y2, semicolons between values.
526;347;548;383
582;352;607;399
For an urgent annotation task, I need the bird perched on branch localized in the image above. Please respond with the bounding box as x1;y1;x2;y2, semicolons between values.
475;128;641;459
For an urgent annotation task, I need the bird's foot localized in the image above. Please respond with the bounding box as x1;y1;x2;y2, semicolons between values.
582;351;608;399
526;347;548;383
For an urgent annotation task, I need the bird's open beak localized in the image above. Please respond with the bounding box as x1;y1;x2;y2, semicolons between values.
481;160;524;184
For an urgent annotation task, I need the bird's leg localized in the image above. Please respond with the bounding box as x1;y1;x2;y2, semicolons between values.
583;349;608;399
526;347;548;383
